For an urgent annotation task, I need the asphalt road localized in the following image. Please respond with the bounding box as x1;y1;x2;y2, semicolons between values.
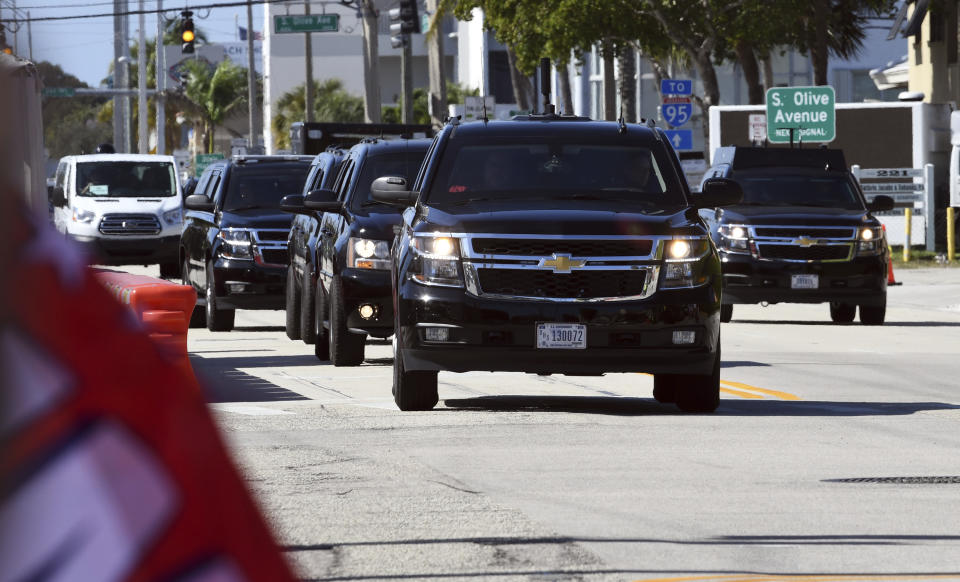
172;266;960;582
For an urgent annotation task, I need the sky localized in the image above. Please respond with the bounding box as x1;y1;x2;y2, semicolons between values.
7;0;265;86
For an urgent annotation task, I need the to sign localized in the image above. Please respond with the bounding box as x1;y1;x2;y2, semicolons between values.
274;13;339;34
661;79;692;96
663;129;693;151
765;86;835;143
661;97;692;128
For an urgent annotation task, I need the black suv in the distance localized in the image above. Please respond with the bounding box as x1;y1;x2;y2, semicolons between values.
181;155;313;331
701;147;894;325
284;147;347;343
282;138;431;365
372;116;742;412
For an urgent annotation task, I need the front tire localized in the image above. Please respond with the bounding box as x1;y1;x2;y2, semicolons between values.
720;304;733;323
159;261;179;279
300;272;317;345
183;256;205;328
393;337;438;411
328;277;366;366
205;261;235;332
313;281;330;361
859;298;886;326
675;341;721;413
653;375;678;404
285;264;301;340
830;301;856;323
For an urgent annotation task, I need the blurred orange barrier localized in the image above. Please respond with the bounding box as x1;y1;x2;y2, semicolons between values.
93;269;197;378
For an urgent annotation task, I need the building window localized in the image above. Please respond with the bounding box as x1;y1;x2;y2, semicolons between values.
930;10;944;43
948;4;958;64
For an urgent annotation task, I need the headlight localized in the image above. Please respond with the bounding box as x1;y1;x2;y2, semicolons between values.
162;208;183;225
718;224;750;254
72;206;95;224
661;237;711;288
218;229;253;260
348;237;391;269
411;235;463;287
856;226;884;256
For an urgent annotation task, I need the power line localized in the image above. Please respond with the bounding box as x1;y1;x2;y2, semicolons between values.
17;0;343;22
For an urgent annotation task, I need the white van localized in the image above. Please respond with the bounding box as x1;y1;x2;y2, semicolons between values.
51;153;184;277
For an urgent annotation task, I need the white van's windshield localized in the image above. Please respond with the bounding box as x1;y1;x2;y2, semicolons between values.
76;161;177;197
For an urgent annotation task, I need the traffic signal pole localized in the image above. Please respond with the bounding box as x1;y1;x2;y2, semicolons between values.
155;0;165;154
137;0;148;154
246;0;260;152
401;37;412;123
304;0;314;123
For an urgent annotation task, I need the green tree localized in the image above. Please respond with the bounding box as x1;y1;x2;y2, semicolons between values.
36;62;112;158
271;79;365;151
382;82;479;124
180;59;251;153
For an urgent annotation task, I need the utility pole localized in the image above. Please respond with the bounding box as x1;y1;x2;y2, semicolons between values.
137;0;148;154
121;5;132;152
26;10;32;60
401;38;412;123
155;0;165;155
246;0;259;152
425;0;446;127
304;0;314;123
112;0;124;149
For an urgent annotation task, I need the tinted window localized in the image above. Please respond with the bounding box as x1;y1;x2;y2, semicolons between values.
76;161;177;197
736;173;864;210
425;137;683;206
222;163;311;211
350;150;428;211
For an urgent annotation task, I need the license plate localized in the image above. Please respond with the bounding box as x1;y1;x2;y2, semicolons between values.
791;274;819;289
537;323;586;349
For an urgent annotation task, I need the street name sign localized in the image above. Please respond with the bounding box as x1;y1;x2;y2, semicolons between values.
663;129;693;151
765;86;835;143
194;153;224;177
660;79;692;96
42;87;76;97
274;13;340;34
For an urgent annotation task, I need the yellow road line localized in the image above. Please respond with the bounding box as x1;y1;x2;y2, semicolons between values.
720;385;765;399
721;379;801;401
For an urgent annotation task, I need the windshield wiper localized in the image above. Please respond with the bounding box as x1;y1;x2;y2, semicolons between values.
361;200;389;207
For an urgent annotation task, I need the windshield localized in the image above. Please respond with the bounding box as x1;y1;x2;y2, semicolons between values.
223;163;311;211
76;161;177;197
351;150;428;212
425;138;685;207
737;173;864;210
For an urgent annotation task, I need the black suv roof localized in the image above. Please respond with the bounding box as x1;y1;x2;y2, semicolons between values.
712;146;847;172
345;137;432;157
445;119;664;142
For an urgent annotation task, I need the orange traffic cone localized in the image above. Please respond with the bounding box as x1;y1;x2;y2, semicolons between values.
883;225;901;286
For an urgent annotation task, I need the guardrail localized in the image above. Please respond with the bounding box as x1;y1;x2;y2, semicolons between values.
93;269;197;379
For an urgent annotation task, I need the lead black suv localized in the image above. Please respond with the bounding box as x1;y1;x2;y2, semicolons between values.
372;115;742;412
701;147;894;325
181;155;313;331
281;138;431;365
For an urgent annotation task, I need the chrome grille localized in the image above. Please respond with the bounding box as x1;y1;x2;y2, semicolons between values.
252;229;289;266
756;244;852;261
477;269;647;299
754;227;857;238
744;224;858;263
472;238;654;257
98;213;161;236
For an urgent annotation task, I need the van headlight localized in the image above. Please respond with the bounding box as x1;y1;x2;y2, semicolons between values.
348;237;391;269
717;224;750;253
411;235;463;287
661;237;711;288
218;229;253;260
856;226;884;256
72;206;96;224
162;208;183;225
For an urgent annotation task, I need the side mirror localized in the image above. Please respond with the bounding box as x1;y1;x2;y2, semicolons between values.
868;195;895;213
371;176;417;207
280;194;307;214
182;178;198;197
692;178;743;209
304;188;344;213
185;193;214;211
51;186;66;207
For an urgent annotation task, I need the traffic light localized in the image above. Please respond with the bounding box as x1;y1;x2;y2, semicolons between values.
388;0;420;47
181;11;195;55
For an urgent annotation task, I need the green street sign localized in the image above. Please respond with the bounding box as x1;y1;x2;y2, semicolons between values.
765;86;836;143
195;153;224;177
274;13;339;34
42;87;76;97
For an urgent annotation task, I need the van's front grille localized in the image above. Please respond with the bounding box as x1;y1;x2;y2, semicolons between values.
98;213;161;235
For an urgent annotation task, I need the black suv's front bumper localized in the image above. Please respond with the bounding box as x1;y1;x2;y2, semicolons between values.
211;257;286;310
396;279;721;375
341;268;394;337
719;251;887;305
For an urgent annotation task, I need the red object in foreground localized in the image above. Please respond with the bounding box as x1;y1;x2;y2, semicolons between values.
0;208;296;582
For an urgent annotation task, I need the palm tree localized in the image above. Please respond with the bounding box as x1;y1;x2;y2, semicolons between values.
180;59;250;153
271;79;365;150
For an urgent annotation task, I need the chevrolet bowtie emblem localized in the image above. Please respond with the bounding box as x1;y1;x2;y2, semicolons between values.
540;253;585;274
794;236;820;247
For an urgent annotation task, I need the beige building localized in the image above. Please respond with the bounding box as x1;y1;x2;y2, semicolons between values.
903;0;960;103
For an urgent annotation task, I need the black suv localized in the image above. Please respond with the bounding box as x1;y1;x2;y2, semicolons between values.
701;147;894;325
284;147;347;343
281;138;431;365
373;116;742;412
181;155;313;331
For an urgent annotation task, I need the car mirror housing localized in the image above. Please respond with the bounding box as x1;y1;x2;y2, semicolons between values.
184;193;214;211
51;186;66;207
371;176;418;207
304;188;344;213
692;178;743;209
868;194;895;213
280;194;307;214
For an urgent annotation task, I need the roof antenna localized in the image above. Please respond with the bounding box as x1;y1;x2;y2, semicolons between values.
540;57;555;116
618;101;627;133
481;97;489;123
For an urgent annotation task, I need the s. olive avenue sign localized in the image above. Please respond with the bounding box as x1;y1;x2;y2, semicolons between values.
765;86;836;144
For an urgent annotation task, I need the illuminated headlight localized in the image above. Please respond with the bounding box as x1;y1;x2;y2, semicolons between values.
349;237;390;269
718;224;750;253
411;235;464;287
857;226;884;256
218;229;253;260
661;237;711;288
72;206;96;224
162;208;183;225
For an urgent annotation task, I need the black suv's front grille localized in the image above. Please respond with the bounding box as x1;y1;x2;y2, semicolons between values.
259;248;288;265
99;213;161;235
257;231;288;242
754;227;856;239
757;244;851;261
472;238;653;257
477;269;647;299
